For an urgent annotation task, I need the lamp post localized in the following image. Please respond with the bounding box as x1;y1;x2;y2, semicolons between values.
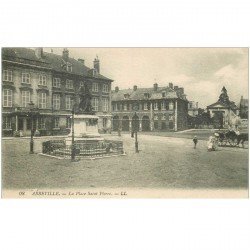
28;101;35;154
132;111;139;153
71;103;75;161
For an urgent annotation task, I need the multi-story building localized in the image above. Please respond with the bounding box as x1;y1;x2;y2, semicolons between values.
2;48;113;136
111;82;188;132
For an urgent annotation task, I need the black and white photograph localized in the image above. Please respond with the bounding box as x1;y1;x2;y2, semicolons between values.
1;47;248;198
1;1;250;250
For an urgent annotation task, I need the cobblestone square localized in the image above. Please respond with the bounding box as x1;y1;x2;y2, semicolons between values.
2;134;248;191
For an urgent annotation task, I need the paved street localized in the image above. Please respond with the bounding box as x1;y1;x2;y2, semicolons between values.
2;133;248;190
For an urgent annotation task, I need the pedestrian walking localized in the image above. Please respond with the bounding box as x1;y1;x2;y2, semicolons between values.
193;136;198;149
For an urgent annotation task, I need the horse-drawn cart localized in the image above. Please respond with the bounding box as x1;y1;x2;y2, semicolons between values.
215;130;248;148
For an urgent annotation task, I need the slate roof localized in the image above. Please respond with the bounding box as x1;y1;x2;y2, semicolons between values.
111;86;187;101
207;100;239;110
2;48;112;81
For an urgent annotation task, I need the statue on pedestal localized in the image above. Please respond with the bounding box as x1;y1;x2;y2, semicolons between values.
75;83;95;115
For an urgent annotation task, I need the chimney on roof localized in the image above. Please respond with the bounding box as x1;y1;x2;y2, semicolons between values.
196;102;198;108
153;83;158;91
78;58;85;65
179;87;184;95
94;56;100;73
133;85;137;91
115;86;119;92
35;48;43;59
62;48;69;61
169;82;173;89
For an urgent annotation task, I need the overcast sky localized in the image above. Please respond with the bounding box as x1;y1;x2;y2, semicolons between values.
44;48;248;108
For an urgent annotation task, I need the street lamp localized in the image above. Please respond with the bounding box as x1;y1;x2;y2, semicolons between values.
132;111;139;153
28;101;35;154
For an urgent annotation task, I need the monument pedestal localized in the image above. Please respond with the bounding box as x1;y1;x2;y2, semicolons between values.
65;114;104;146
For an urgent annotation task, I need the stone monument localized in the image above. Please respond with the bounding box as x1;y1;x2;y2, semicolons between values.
65;83;103;146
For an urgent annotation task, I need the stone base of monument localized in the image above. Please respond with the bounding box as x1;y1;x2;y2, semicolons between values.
65;114;103;146
41;114;125;159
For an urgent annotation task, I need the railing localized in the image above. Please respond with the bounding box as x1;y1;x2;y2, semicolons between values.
42;139;124;159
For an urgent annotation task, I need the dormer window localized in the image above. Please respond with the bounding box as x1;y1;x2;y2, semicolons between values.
162;91;166;98
66;64;72;72
124;93;130;99
144;93;150;99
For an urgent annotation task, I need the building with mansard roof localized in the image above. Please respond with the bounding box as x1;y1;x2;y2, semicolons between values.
111;82;189;132
2;48;113;136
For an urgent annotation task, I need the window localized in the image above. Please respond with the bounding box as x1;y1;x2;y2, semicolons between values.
103;118;107;128
54;117;60;128
144;93;150;99
22;73;30;84
66;117;71;128
66;64;72;72
114;103;118;111
103;84;109;93
92;82;99;92
38;92;47;109
38;117;46;129
161;101;166;110
3;70;13;82
169;101;174;110
79;81;85;92
124;93;130;99
53;94;60;110
65;95;73;110
162;92;166;97
66;79;73;89
153;102;158;110
144;102;148;110
21;91;31;107
53;78;61;88
92;97;99;111
2;89;13;107
123;103;128;111
103;98;109;112
3;117;12;129
39;75;47;86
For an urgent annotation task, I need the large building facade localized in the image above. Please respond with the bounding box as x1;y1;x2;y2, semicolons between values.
111;83;188;132
2;48;113;136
